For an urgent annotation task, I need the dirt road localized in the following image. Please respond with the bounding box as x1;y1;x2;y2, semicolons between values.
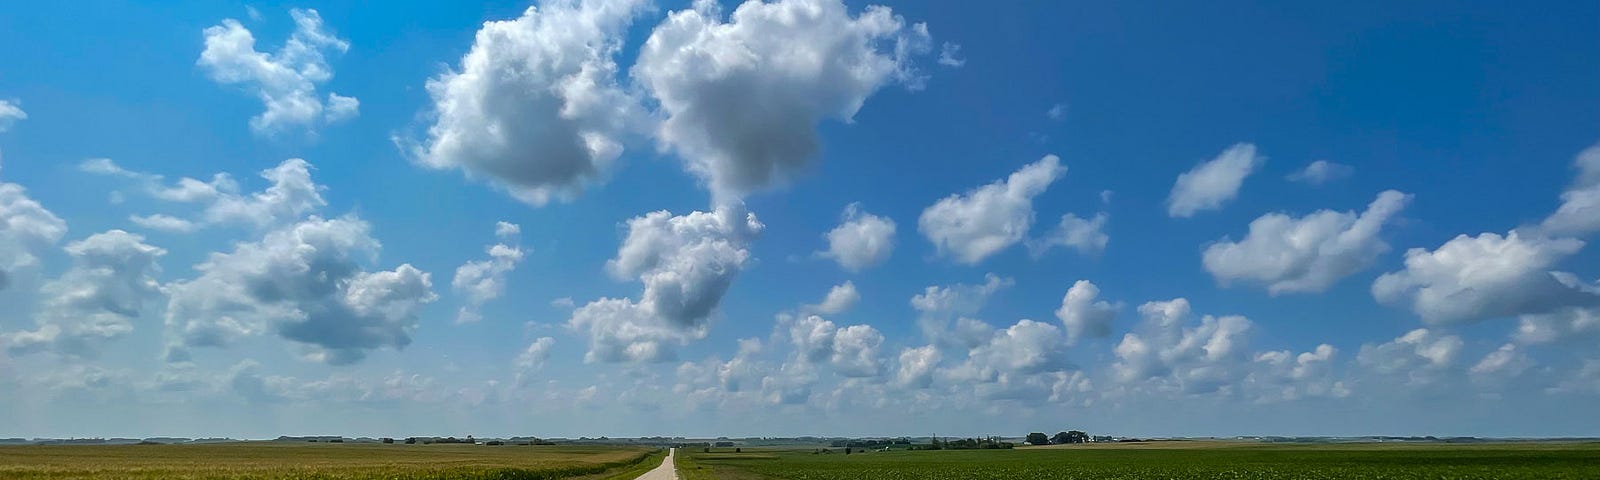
635;447;677;480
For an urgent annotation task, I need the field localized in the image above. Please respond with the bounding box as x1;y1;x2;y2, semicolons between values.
678;442;1600;479
0;442;663;480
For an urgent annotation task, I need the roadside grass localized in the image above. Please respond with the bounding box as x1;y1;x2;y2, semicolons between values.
680;442;1600;479
575;448;668;480
0;443;659;480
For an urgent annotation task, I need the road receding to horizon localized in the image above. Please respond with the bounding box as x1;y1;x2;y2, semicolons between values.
635;447;677;480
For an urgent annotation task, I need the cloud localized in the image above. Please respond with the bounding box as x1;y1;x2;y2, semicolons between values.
0;182;67;286
1054;280;1118;345
1540;142;1600;236
1027;212;1108;257
1046;103;1066;121
1372;231;1596;324
1286;160;1353;185
163;216;437;365
895;345;940;388
1166;143;1263;218
633;0;932;200
202;159;326;227
452;222;526;324
402;0;648;206
129;214;198;233
807;281;859;315
1515;306;1600;345
0;99;25;132
5;231;165;357
572;205;763;362
1112;298;1255;394
1357;328;1463;386
1469;343;1531;384
937;42;964;67
820;202;895;272
948;319;1072;382
81;158;319;230
198;8;357;135
909;273;1011;339
919;155;1065;264
781;314;885;378
1203;190;1411;294
515;337;556;385
1247;344;1346;402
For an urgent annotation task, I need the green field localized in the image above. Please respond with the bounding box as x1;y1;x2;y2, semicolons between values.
678;442;1600;479
0;443;663;480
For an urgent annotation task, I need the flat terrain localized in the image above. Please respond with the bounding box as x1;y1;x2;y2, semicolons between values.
0;442;660;480
677;442;1600;479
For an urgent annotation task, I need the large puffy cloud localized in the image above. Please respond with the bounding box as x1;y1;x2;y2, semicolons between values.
1112;298;1255;394
1372;231;1596;324
571;205;763;362
1540;142;1600;236
1028;212;1108;257
0;99;25;132
0;181;67;288
1054;280;1118;345
1166;143;1262;218
894;345;940;389
198;8;357;135
781;314;885;377
452;222;525;324
5;231;165;357
405;0;647;205
164;216;437;365
947;319;1071;382
820;203;895;272
1204;190;1411;294
919;155;1065;264
633;0;932;199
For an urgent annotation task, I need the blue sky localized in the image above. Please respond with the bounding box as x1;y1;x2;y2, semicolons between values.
1;0;1598;439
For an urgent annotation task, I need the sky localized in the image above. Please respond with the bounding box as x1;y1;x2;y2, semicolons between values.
0;0;1598;440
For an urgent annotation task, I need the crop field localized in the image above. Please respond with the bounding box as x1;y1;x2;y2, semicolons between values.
0;442;663;480
678;442;1600;479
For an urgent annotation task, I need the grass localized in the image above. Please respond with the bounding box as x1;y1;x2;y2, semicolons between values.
0;442;661;480
680;442;1600;479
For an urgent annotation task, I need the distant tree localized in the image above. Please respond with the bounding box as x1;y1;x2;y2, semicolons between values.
381;438;394;444
735;448;742;453
1067;431;1088;444
1026;432;1049;445
1052;432;1071;444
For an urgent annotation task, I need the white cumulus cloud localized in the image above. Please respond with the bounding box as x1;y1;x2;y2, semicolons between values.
163;216;437;365
452;222;525;324
1372;231;1596;324
633;0;932;200
1028;212;1108;257
571;205;763;362
1540;142;1600;236
403;0;648;206
5;230;165;357
1203;190;1410;294
1286;160;1353;185
1054;280;1119;345
820;202;895;272
1166;143;1263;218
919;155;1065;264
0;181;67;289
807;281;860;315
198;8;357;135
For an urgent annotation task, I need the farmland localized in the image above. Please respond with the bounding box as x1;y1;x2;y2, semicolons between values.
0;442;663;480
677;441;1600;479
